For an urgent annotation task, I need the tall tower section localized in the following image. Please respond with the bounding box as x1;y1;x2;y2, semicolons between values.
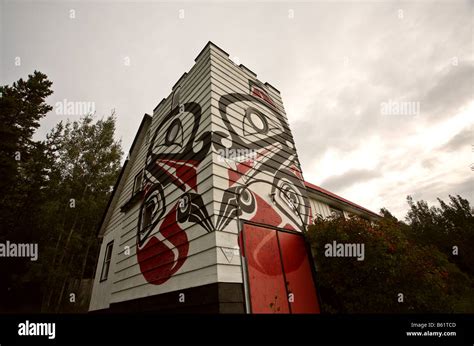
89;42;319;314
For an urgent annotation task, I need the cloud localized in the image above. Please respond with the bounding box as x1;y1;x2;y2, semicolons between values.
420;63;474;121
290;2;474;219
2;1;472;220
410;177;473;205
440;126;473;152
320;169;379;192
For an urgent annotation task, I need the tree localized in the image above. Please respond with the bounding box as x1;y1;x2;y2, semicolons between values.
406;195;474;277
33;113;123;312
0;72;123;313
0;72;53;312
0;71;53;233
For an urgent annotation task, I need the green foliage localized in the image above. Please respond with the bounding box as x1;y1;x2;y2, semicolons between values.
0;72;54;312
0;71;53;235
307;210;473;313
35;113;123;312
406;195;474;276
0;72;123;313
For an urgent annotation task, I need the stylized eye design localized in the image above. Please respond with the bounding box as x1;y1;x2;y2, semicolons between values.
280;183;300;210
277;179;303;216
217;93;289;153
137;184;165;247
149;107;196;156
152;116;184;149
238;187;255;213
164;118;183;146
176;192;214;233
243;107;269;135
240;105;284;139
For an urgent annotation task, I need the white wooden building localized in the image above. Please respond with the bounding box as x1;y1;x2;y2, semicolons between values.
88;42;380;314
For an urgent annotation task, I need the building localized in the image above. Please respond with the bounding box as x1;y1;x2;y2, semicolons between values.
305;182;380;222
88;42;380;314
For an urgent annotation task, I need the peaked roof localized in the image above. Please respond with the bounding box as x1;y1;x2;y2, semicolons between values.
97;114;152;237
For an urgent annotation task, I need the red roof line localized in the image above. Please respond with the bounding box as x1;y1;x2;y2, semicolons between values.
304;181;380;218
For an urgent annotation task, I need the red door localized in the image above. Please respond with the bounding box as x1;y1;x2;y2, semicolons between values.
242;224;320;313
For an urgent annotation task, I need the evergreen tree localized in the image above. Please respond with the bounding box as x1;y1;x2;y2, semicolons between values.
406;195;474;276
0;72;53;312
0;72;123;313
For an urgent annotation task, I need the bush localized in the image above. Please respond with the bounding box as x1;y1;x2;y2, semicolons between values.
307;215;473;313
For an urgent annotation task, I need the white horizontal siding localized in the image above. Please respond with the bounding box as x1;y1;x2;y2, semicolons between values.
308;197;332;219
110;264;218;304
90;44;218;310
208;45;310;286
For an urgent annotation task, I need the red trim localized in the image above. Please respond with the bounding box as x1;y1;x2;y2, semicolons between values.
304;181;380;218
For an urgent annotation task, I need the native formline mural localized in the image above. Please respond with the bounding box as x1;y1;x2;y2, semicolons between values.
136;80;311;285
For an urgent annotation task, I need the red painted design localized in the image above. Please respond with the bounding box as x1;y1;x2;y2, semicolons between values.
227;146;277;187
228;170;241;187
257;148;270;158
155;159;198;191
251;88;275;107
250;193;282;227
137;205;189;285
243;224;320;314
278;232;320;313
289;164;303;180
228;160;254;187
244;225;289;313
283;223;296;231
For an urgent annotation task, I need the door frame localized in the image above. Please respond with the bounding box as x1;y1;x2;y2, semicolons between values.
238;219;322;314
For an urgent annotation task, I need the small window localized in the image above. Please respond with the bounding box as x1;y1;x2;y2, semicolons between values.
132;170;143;196
143;200;154;230
100;241;114;282
330;207;344;218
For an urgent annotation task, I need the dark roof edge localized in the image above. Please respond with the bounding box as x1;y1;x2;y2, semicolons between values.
153;98;166;113
96;113;153;238
172;72;188;91
196;42;280;96
194;41;229;62
264;82;280;94
239;64;257;78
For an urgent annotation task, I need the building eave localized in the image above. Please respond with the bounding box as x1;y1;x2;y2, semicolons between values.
96;113;153;238
305;181;381;220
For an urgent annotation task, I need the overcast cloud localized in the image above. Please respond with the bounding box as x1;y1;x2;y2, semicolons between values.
1;0;472;219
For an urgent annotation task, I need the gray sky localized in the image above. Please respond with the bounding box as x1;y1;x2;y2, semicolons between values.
1;0;473;219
